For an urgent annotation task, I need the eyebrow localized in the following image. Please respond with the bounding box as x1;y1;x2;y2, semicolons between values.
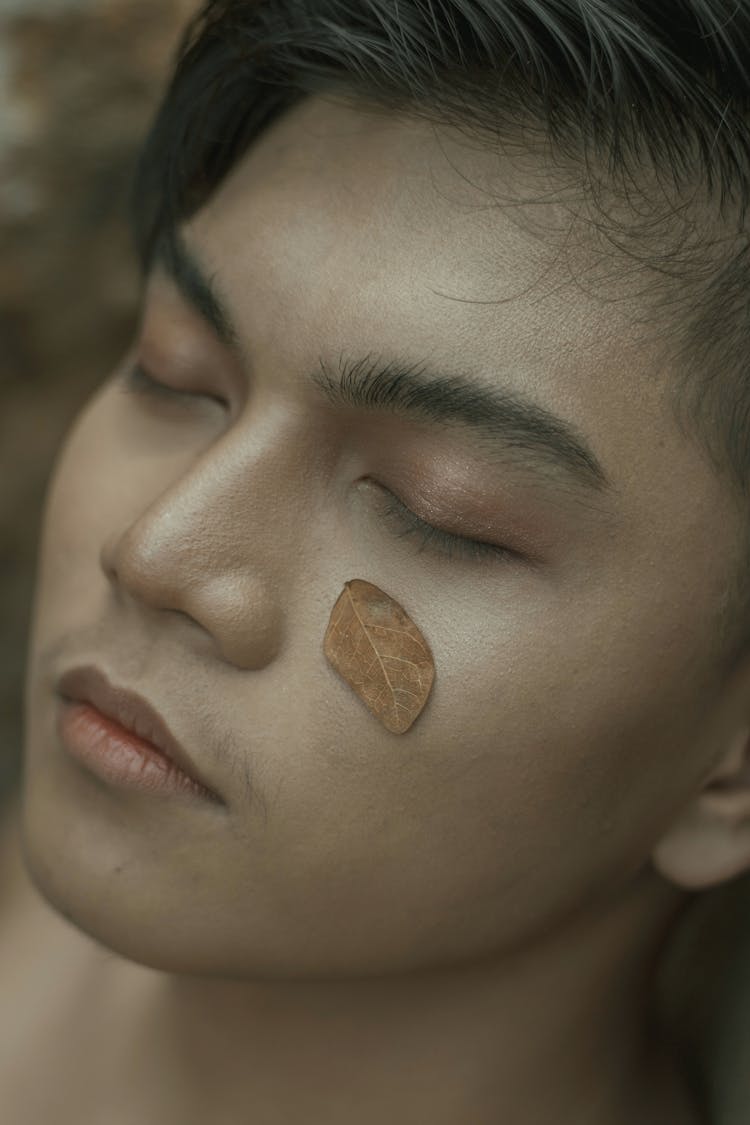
154;229;613;498
311;356;612;497
154;228;242;355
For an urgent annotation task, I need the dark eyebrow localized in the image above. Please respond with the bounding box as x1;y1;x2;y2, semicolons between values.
149;231;612;499
311;355;613;498
152;228;242;356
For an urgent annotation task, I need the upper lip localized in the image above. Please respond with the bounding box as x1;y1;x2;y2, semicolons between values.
57;664;222;802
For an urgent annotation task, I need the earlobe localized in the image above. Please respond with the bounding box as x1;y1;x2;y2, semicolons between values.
652;726;750;891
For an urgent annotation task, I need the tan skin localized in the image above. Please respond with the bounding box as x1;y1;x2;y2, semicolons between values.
12;94;750;1123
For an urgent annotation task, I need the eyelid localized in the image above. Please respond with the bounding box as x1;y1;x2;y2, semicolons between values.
122;362;225;406
123;362;179;397
368;480;517;565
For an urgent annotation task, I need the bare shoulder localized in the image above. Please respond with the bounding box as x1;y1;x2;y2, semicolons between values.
658;875;750;1125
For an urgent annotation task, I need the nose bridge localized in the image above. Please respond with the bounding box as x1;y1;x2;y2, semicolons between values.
101;411;311;669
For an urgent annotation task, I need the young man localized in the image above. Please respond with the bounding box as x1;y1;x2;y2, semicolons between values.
13;2;750;1121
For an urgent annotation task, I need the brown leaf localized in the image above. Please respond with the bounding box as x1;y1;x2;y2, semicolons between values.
323;579;435;734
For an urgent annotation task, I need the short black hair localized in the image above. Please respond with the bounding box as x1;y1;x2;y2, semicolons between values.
131;0;750;667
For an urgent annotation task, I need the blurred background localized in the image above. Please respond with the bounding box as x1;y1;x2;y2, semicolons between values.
0;0;198;815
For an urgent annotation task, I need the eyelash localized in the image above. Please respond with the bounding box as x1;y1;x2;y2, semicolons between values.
372;485;513;564
122;362;189;399
122;364;513;565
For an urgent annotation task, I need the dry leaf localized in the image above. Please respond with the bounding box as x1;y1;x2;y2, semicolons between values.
324;579;435;734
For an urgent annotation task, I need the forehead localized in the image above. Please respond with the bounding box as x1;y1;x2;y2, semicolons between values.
189;95;662;430
185;93;740;561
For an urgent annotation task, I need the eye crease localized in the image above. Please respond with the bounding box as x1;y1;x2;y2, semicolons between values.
122;361;210;402
368;481;515;565
121;362;516;566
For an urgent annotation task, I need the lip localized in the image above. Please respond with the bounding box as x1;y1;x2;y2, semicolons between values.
56;664;223;803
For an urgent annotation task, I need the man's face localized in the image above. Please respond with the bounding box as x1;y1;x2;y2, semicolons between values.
21;95;745;977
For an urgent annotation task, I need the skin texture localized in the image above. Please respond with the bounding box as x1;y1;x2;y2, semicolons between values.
17;94;750;1123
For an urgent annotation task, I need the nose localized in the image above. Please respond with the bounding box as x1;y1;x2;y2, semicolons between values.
99;428;300;671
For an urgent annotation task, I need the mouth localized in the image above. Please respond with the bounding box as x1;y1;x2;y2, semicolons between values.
56;664;223;804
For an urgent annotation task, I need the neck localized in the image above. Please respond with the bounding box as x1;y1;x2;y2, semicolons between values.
94;869;699;1125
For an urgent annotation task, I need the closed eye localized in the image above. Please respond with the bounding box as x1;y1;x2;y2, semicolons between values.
120;362;224;405
369;481;518;566
121;364;521;567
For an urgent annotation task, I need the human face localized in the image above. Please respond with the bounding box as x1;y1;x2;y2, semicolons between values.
21;94;745;978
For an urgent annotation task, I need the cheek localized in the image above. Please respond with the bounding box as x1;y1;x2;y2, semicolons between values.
342;574;719;899
25;383;179;695
34;379;192;588
406;577;720;892
225;600;697;965
28;395;114;635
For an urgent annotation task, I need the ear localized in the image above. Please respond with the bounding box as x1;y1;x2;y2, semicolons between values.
652;724;750;891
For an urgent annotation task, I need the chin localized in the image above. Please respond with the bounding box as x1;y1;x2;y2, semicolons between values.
16;784;347;981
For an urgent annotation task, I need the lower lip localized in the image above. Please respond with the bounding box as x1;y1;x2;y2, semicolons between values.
56;699;215;800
